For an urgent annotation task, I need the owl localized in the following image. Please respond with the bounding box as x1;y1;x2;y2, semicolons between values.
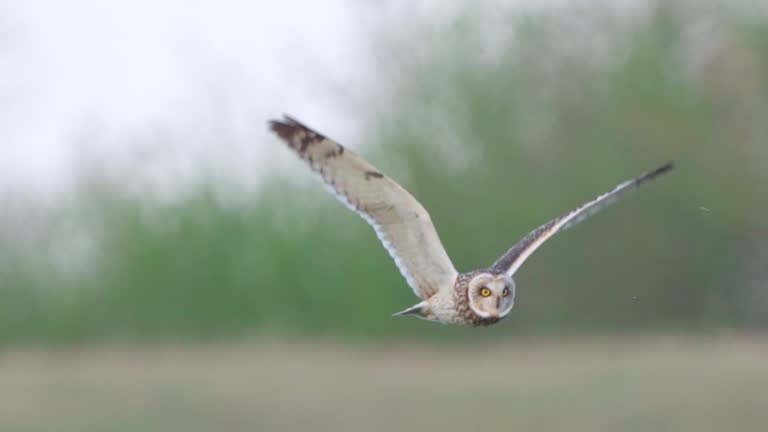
269;115;673;326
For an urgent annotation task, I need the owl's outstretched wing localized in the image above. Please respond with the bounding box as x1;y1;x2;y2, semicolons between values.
269;115;458;300
491;162;674;277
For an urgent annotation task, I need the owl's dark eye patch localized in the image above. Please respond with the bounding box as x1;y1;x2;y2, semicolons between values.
502;287;510;297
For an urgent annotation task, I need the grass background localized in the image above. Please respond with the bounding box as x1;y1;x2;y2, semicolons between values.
2;335;767;432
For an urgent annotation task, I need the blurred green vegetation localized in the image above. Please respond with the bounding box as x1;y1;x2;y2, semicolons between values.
1;2;767;345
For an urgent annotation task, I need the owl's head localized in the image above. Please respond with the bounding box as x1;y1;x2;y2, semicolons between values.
467;273;515;319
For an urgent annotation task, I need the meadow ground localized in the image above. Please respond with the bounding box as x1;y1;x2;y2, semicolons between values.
1;334;766;432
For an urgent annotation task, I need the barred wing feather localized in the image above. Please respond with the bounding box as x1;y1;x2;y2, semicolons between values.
269;115;458;299
491;162;674;277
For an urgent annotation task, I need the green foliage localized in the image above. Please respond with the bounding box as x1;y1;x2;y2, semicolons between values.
374;3;768;331
1;2;767;344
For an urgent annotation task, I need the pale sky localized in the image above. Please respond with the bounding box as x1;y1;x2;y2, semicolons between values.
1;1;380;193
0;0;645;198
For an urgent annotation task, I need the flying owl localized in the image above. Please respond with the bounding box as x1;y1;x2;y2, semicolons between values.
269;115;673;326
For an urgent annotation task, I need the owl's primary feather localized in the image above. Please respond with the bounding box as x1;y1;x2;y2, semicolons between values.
490;162;675;276
269;115;458;300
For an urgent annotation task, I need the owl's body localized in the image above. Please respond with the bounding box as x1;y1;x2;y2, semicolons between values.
400;271;509;326
269;115;673;326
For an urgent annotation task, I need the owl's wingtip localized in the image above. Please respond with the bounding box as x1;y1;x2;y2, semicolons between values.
268;119;292;141
268;114;327;144
635;161;676;186
655;161;675;175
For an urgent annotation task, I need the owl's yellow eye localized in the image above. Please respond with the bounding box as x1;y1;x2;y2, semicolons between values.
502;287;510;297
479;287;492;297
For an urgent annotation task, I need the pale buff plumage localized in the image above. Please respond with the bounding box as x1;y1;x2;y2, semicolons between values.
269;115;673;326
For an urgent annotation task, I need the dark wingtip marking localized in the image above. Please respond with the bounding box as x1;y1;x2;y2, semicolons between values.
268;119;297;142
648;161;675;178
268;114;327;144
365;170;384;180
633;161;675;188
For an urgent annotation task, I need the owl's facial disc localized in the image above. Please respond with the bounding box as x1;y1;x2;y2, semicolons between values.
467;274;515;319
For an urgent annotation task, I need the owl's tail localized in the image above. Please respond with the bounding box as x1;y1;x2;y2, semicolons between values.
392;301;429;320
